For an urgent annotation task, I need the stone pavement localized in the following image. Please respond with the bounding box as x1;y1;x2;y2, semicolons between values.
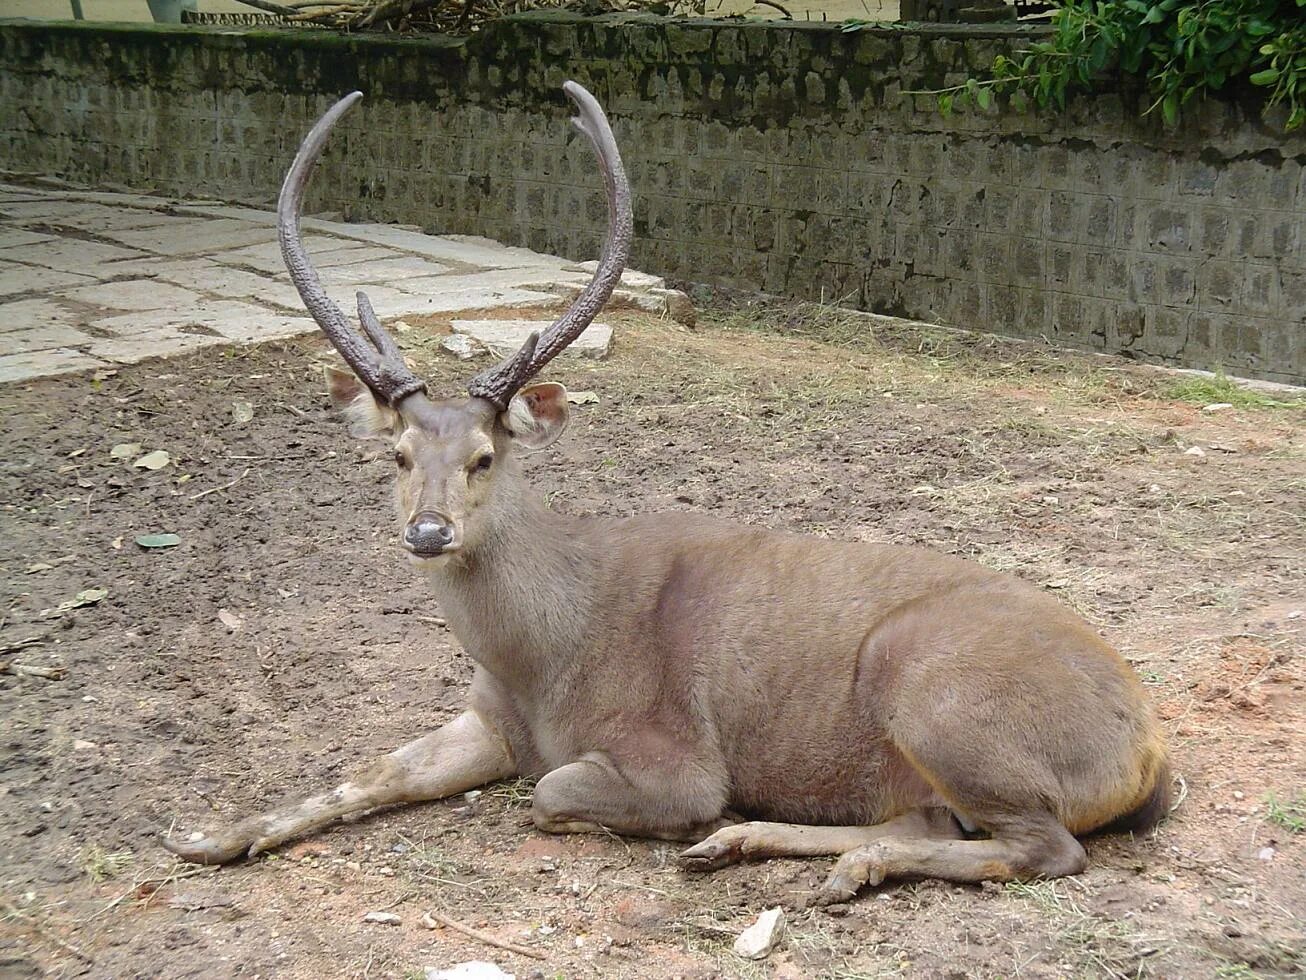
0;182;687;385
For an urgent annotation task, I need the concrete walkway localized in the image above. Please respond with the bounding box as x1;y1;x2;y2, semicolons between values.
0;182;681;384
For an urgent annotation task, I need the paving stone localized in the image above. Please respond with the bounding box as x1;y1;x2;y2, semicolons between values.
396;267;585;298
0;347;108;383
317;256;453;285
2;323;90;353
0;239;145;275
92;301;317;346
89;328;229;365
108;218;277;255
0;262;96;298
452;319;611;359
563;260;667;290
304;222;543;270
57;279;205;312
115;258;306;311
0;298;81;333
0;227;57;249
372;287;560;318
219;242;392;277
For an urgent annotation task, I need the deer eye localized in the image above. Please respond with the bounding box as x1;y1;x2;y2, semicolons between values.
473;453;494;473
394;449;410;469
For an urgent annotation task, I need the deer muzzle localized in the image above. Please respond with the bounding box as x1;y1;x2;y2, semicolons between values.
403;512;457;557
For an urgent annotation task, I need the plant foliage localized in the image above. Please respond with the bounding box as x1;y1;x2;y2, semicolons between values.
915;0;1306;131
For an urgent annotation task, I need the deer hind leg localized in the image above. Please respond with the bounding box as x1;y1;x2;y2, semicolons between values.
812;813;1086;906
531;749;731;842
162;710;515;865
679;807;962;871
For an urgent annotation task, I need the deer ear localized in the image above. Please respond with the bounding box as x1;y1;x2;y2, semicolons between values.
502;382;569;452
325;366;398;440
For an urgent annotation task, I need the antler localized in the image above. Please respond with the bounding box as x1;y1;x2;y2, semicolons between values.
278;92;428;408
467;81;633;410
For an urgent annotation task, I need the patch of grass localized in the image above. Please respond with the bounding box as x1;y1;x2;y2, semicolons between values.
1165;374;1303;410
79;844;133;883
485;775;537;809
1004;880;1165;977
1263;792;1306;833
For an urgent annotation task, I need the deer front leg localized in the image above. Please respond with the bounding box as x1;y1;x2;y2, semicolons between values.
531;749;733;842
163;709;515;865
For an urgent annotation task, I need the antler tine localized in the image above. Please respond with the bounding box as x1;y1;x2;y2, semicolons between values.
468;81;633;410
279;93;427;407
356;290;403;363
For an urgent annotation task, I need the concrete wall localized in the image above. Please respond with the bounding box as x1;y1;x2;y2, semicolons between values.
1;17;1302;383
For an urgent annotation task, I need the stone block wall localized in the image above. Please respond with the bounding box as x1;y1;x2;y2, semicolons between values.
0;16;1302;382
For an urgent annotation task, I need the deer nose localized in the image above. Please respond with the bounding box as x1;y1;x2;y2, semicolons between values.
403;513;455;555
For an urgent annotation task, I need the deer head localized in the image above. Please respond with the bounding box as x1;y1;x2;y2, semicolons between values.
279;83;632;561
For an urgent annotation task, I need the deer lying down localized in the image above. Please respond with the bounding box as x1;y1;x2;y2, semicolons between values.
164;83;1170;905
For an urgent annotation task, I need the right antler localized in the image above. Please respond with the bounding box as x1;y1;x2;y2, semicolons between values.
467;81;633;409
278;91;429;408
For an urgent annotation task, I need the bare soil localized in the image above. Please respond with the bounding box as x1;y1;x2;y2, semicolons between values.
1;301;1303;979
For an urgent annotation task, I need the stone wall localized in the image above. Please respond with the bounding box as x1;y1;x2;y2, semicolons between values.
1;16;1302;383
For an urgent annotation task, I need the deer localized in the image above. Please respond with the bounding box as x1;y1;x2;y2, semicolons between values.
163;82;1171;906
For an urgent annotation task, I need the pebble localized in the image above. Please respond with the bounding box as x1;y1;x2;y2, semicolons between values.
734;907;785;960
363;911;402;926
425;963;515;980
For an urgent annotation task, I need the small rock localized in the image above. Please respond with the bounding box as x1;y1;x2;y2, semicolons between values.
420;911;439;930
1202;402;1233;412
440;334;481;360
71;739;98;751
1183;446;1206;457
734;907;785;960
363;911;402;926
1257;846;1275;862
425;963;515;980
377;865;395;877
1232;790;1244;800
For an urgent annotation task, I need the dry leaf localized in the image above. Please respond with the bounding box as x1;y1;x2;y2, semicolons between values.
217;609;243;631
110;442;142;460
133;450;171;470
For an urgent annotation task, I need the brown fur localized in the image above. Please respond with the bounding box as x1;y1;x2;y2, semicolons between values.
164;375;1170;900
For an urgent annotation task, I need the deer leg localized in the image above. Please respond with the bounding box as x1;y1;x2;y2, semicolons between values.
162;709;515;865
531;751;731;842
678;807;962;871
811;813;1087;906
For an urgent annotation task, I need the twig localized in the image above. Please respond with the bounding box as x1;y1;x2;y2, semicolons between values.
232;0;299;13
0;661;66;680
424;909;546;960
189;468;251;501
0;634;47;656
752;0;792;16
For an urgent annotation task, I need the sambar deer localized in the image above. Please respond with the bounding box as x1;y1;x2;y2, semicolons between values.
164;83;1170;905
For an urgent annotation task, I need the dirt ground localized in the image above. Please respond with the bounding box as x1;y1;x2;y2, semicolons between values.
1;298;1303;979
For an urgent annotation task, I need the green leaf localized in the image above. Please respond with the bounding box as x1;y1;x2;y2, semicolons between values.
938;93;954;117
1143;4;1165;24
976;86;993;110
1249;68;1281;86
1162;90;1179;126
135;533;182;549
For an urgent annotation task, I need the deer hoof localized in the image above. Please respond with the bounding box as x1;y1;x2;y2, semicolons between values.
160;831;252;866
810;846;887;905
678;835;744;872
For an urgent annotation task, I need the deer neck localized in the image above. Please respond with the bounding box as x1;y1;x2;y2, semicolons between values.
422;469;596;690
